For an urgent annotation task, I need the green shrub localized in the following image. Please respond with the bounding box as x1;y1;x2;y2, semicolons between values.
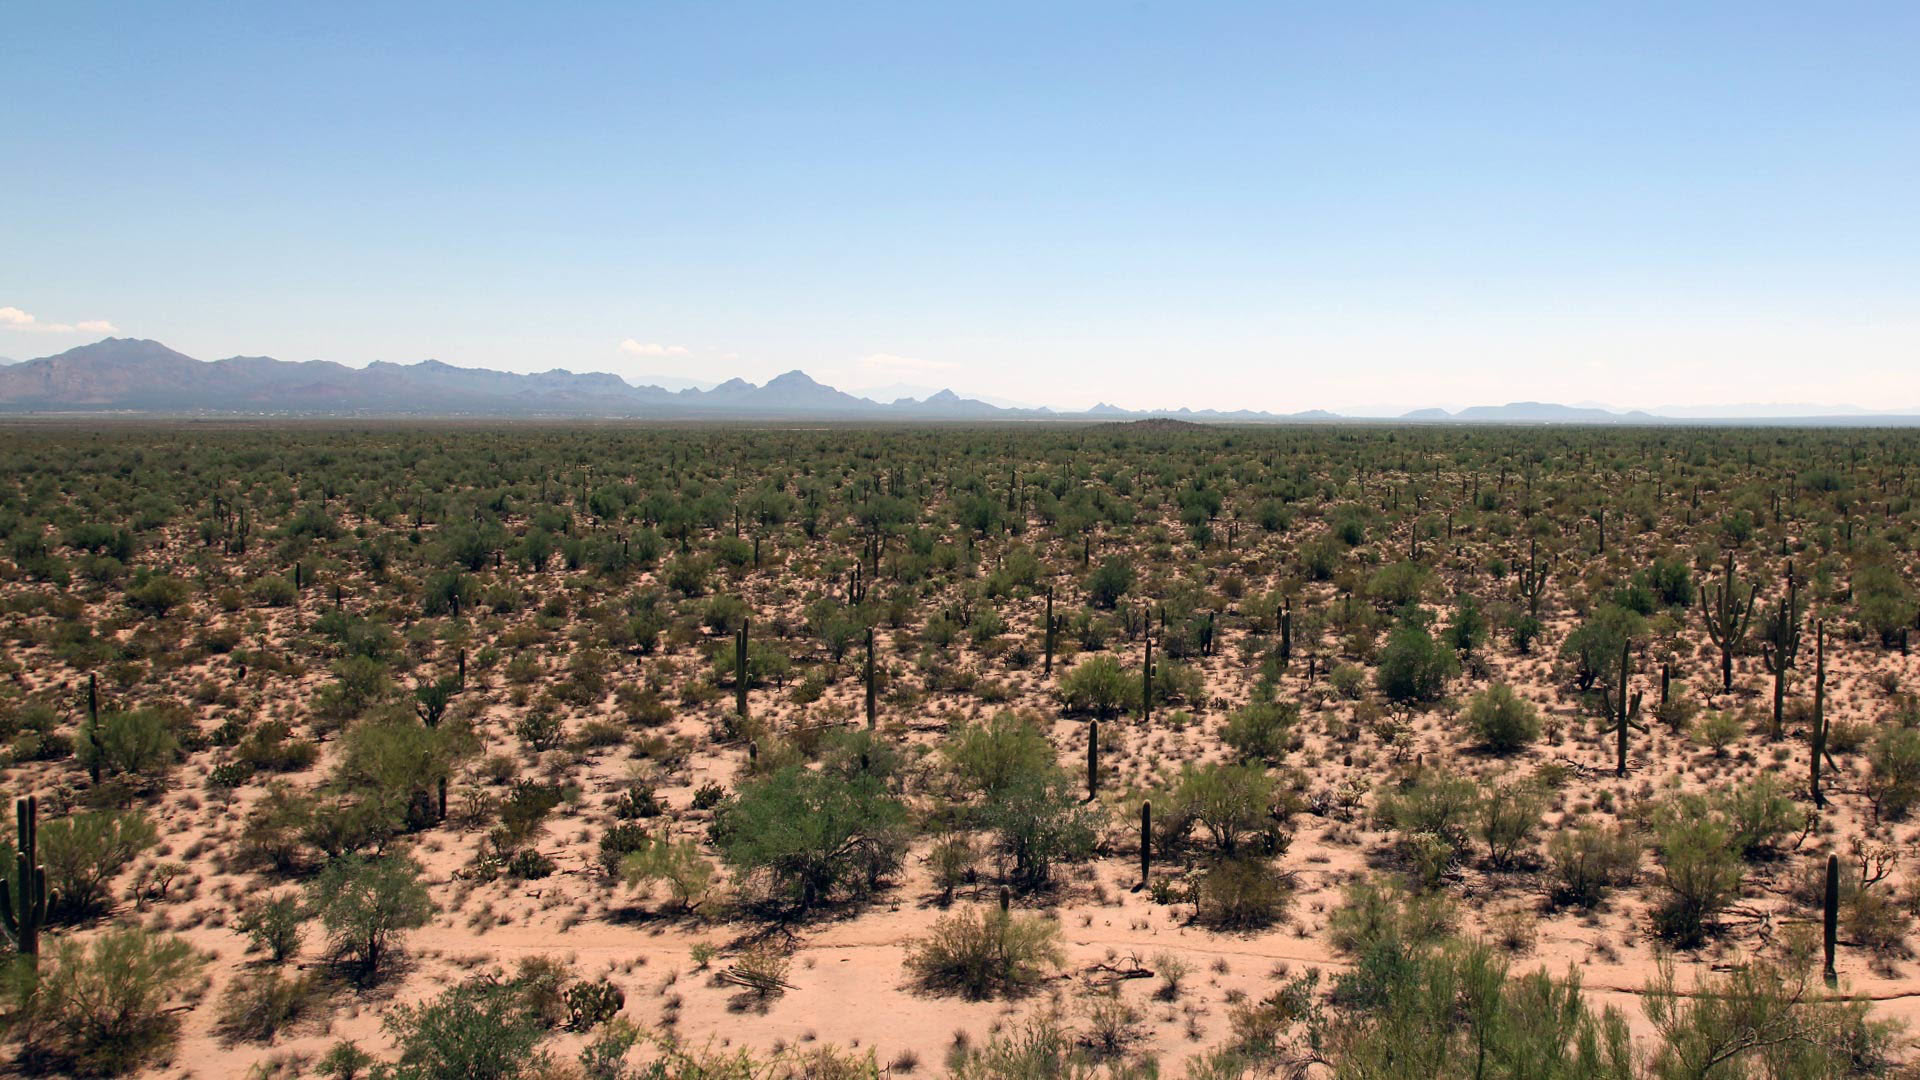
1652;816;1743;947
620;834;713;909
1328;663;1367;700
77;708;180;781
1868;725;1920;821
1085;557;1133;609
1716;775;1805;858
307;853;435;975
1376;773;1478;856
905;905;1064;999
1327;877;1454;957
1694;710;1744;754
711;765;907;909
1546;825;1641;908
1644;955;1897;1077
1056;655;1135;718
377;978;551;1080
1220;700;1298;764
237;893;306;962
1463;683;1540;754
942;712;1055;801
39;809;159;918
1194;856;1294;929
1374;623;1458;704
33;928;205;1074
216;968;325;1043
1477;779;1544;869
966;750;1105;891
1166;762;1287;857
124;573;191;617
1367;561;1434;610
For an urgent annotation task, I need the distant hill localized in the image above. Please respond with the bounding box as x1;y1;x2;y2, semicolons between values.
0;339;1016;419
0;339;1339;421
2;338;1916;425
1405;401;1660;423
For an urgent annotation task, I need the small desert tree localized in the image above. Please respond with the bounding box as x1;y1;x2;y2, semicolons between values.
712;765;908;909
32;928;206;1075
307;853;435;976
1463;683;1541;755
38;809;159;919
1057;655;1135;718
1374;622;1458;704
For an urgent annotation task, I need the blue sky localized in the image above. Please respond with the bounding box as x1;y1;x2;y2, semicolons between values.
4;3;1917;411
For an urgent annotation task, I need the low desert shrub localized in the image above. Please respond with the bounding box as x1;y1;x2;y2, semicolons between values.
905;905;1064;999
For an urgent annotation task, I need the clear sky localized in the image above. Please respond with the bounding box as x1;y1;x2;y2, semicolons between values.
4;3;1917;412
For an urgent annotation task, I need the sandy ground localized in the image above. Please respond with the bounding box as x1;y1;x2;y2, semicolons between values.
4;463;1919;1077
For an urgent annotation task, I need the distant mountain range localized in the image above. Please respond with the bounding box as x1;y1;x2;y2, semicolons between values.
1400;402;1659;423
1;338;1916;426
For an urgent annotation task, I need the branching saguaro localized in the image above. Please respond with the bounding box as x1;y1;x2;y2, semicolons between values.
1759;561;1802;741
1701;549;1756;694
1515;536;1549;617
1;795;53;968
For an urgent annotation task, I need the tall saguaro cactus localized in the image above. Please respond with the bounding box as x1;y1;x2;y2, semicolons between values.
2;796;52;967
1823;852;1840;982
1810;620;1829;807
1701;549;1756;694
1043;585;1055;677
1140;626;1154;723
1086;720;1100;801
85;673;101;784
864;627;877;731
735;617;750;723
1278;598;1293;668
1600;640;1645;778
1759;562;1802;741
1139;800;1152;887
1515;537;1549;617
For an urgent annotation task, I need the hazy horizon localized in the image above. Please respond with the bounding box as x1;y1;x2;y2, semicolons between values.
5;3;1917;413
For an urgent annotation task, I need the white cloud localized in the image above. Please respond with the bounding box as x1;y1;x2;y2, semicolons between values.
0;306;116;334
619;339;690;357
858;352;958;374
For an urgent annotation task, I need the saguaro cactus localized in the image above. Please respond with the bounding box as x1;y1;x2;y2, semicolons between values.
85;673;101;784
1811;620;1829;807
1140;627;1154;722
1086;720;1099;801
735;618;750;722
1279;599;1293;668
1759;562;1802;741
1516;537;1550;617
1140;800;1152;886
1043;585;1055;677
2;796;52;967
864;627;877;731
1600;640;1645;778
1701;549;1756;694
1823;852;1840;981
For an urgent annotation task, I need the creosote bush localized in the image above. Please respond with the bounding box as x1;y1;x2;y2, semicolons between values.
905;905;1064;999
1463;682;1541;754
